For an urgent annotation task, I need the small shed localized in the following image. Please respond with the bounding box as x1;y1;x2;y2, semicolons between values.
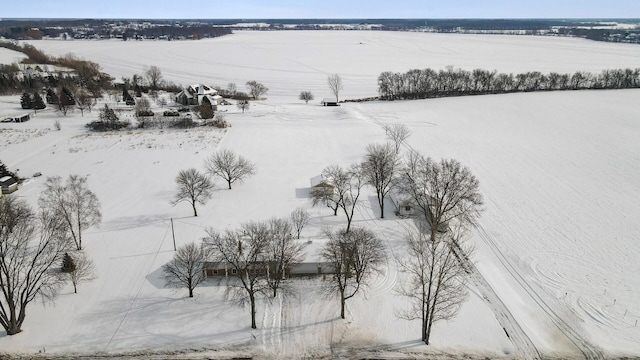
390;190;419;217
0;176;18;194
321;98;339;106
13;114;31;123
310;174;335;198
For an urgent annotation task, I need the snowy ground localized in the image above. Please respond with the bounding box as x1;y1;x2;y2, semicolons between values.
0;31;639;359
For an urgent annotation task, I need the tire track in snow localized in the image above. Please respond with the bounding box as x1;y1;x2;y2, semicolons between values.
475;223;604;360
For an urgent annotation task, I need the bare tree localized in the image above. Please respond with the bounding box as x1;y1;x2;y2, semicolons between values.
39;175;102;251
311;167;343;216
327;74;343;102
384;124;411;154
144;65;163;90
290;207;310;239
236;99;250;113
396;224;471;345
163;242;206;298
0;196;71;335
336;164;365;233
264;218;304;297
65;251;97;294
172;169;214;217
321;227;386;319
204;149;256;190
299;91;314;104
227;82;237;96
135;96;151;116
399;155;483;243
75;90;95;117
245;80;269;99
362;143;400;218
202;223;270;329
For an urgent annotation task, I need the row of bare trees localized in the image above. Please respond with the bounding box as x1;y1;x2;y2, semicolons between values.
378;66;640;100
0;175;101;335
310;123;483;344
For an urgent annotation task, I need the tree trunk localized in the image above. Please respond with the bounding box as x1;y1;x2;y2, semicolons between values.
380;198;385;219
227;180;232;190
250;293;257;329
192;202;198;217
340;290;346;319
73;282;77;294
189;287;193;298
6;321;21;335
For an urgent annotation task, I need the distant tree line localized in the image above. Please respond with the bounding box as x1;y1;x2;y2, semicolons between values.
0;20;231;41
378;66;640;100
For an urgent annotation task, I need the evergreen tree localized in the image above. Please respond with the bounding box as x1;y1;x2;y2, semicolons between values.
62;253;76;273
60;87;76;106
32;92;46;110
198;96;214;119
0;160;17;179
20;92;32;109
57;86;76;116
46;88;59;104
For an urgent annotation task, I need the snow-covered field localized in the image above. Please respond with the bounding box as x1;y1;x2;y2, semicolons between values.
1;31;639;359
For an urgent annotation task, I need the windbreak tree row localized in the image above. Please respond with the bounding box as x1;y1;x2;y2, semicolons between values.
378;66;640;100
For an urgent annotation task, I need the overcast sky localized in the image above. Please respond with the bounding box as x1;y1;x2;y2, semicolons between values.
3;0;640;19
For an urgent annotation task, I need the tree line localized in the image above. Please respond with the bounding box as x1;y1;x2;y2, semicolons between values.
378;66;640;100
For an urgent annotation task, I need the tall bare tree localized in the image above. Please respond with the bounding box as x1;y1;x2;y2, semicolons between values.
39;175;102;251
65;251;97;294
327;73;343;102
163;242;207;298
321;227;386;319
202;223;270;329
204;149;256;190
396;224;472;345
264;218;304;297
336;164;365;233
172;168;214;217
290;207;310;239
0;197;71;335
362;142;400;218
399;155;483;243
245;80;269;99
384;123;411;154
144;65;163;90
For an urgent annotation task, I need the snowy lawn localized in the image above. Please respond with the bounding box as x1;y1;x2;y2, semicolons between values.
0;31;639;358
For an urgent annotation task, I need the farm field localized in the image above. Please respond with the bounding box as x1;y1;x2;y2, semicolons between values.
1;31;639;359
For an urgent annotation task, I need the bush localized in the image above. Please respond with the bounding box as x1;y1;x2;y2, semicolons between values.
163;110;179;116
86;120;130;132
170;116;197;129
136;110;154;117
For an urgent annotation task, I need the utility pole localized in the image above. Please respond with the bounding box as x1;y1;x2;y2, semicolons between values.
171;218;176;251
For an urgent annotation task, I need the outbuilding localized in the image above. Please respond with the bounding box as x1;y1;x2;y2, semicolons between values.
321;98;339;106
0;176;18;194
